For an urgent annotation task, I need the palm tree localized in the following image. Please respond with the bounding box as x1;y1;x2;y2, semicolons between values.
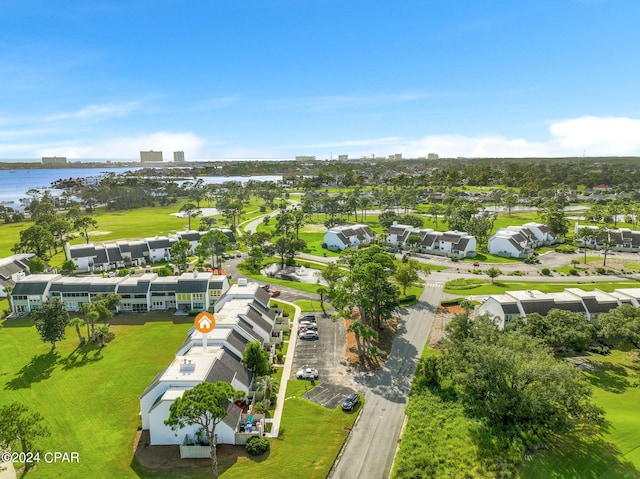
347;320;366;359
69;317;86;345
94;324;110;348
316;286;328;312
85;310;99;341
257;376;279;408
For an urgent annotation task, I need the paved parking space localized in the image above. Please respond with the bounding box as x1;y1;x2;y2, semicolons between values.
302;382;358;409
292;311;355;391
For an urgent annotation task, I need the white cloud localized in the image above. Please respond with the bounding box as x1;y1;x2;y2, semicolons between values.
348;116;640;159
37;132;208;160
44;101;144;122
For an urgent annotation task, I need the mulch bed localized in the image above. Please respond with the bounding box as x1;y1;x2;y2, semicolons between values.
345;310;399;371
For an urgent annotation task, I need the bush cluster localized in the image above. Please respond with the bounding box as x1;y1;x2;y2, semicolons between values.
245;436;270;456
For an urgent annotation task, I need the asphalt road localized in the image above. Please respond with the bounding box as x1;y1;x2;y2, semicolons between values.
329;279;444;479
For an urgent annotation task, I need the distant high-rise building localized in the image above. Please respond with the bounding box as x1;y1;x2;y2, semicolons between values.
42;156;67;166
140;150;163;163
428;153;439;160
338;154;349;161
173;151;185;162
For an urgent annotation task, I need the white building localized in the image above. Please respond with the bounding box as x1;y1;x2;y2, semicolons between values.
324;224;375;251
488;223;559;258
385;223;476;259
477;287;634;329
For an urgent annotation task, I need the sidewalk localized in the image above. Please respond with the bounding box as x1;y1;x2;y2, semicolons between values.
266;300;301;438
0;461;17;479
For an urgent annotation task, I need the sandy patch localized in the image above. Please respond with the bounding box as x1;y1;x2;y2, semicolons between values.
89;231;112;236
170;207;219;217
301;224;328;233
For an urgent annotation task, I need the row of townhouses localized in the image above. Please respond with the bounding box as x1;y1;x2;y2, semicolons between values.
487;222;560;258
385;223;477;259
477;287;640;329
9;271;230;315
574;222;640;252
66;229;235;272
0;253;34;297
140;281;288;451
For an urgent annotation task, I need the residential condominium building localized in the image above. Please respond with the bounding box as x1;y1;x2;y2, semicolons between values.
487;222;560;258
65;229;236;272
385;222;476;259
139;281;287;449
323;224;375;251
574;222;640;252
9;272;230;315
477;287;640;329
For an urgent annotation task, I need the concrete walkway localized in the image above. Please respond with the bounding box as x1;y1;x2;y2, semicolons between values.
266;300;301;438
0;461;17;479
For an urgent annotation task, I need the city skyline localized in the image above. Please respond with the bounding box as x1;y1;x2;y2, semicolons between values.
2;0;640;160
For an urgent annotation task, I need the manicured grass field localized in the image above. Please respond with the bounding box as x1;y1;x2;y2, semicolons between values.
293;300;324;312
1;313;359;479
444;279;640;296
0;313;193;478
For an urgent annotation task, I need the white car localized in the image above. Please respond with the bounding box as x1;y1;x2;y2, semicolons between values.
299;330;319;341
296;367;319;380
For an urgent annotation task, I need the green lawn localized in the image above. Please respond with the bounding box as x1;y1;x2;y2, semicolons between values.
0;313;359;479
444;279;640;295
0;313;192;478
293;300;324;312
518;350;640;479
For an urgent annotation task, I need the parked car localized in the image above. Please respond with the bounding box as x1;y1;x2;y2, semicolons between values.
262;284;271;292
299;330;319;341
473;261;480;267
300;314;316;322
342;393;360;411
298;324;317;333
236;251;242;257
299;320;317;329
296;367;319;380
269;290;281;297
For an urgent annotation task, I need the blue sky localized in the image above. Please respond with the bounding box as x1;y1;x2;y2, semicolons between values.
1;0;639;161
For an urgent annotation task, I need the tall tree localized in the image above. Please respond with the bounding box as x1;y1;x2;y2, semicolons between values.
171;239;191;272
73;215;98;244
165;382;245;479
0;403;50;472
197;229;231;272
598;304;640;349
69;317;86;345
180;202;202;230
13;224;55;260
32;297;69;350
538;201;569;238
241;341;271;376
395;260;420;295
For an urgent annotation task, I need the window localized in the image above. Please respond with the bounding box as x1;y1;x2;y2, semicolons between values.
177;293;190;301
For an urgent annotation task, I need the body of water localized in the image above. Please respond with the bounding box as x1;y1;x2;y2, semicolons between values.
0;167;282;207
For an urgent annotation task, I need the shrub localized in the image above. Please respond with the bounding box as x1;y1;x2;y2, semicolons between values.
555;245;575;254
246;436;270;456
541;268;551;276
596;267;606;275
569;268;579;276
399;294;417;304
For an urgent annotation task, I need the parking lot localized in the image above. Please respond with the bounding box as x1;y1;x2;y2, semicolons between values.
291;311;356;391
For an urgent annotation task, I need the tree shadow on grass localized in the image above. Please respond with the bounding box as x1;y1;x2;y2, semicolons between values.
513;424;640;479
59;343;104;370
586;362;631;394
4;351;59;390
